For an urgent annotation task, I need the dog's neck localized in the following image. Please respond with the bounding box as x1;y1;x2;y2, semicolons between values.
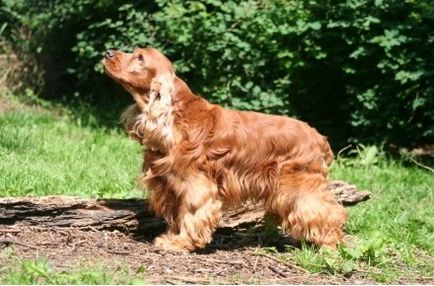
124;75;212;154
172;77;213;118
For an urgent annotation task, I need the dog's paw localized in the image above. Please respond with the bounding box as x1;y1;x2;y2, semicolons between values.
154;235;191;253
150;78;162;94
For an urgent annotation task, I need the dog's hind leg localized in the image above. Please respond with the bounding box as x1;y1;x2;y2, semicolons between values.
154;173;222;252
266;172;347;248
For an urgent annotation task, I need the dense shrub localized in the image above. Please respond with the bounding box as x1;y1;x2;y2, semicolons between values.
1;0;433;147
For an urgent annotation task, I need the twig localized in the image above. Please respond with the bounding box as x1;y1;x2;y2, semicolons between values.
0;238;38;250
252;256;259;273
196;257;244;265
0;67;11;84
419;276;434;280
251;251;308;273
268;264;288;277
105;249;132;255
69;239;87;251
336;144;352;159
409;157;434;173
162;275;212;284
0;228;21;233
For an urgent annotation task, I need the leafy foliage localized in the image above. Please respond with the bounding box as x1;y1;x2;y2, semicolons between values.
1;0;433;146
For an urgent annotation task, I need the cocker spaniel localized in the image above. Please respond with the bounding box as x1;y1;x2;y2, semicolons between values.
103;48;347;252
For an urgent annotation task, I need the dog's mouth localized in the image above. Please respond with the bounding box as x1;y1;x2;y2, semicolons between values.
102;58;112;73
102;58;122;81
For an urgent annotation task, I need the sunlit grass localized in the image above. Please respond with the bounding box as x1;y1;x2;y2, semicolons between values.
0;253;147;285
0;109;143;198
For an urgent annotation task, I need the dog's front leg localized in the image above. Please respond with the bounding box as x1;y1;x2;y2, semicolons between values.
154;173;222;252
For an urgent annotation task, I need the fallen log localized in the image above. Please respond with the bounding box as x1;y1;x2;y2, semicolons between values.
0;180;370;235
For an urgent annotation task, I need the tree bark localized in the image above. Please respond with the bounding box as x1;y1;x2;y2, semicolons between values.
0;180;370;234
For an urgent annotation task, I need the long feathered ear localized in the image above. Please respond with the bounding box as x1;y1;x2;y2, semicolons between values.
146;72;175;119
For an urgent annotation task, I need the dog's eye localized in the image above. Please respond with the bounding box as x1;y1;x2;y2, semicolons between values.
137;55;144;62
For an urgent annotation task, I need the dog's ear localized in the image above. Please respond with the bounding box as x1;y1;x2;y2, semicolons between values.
146;73;175;119
154;71;175;95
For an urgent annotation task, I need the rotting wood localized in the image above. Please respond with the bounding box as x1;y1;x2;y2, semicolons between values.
0;180;370;234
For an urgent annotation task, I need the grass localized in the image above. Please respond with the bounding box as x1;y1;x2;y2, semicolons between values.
0;97;143;198
0;249;147;284
1;94;433;283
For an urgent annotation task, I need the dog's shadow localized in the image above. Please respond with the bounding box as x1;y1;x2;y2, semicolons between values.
201;224;301;254
100;198;300;254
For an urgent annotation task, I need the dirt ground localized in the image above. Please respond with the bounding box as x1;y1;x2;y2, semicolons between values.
0;225;383;285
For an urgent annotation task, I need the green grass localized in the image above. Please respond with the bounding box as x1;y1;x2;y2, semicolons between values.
333;149;434;256
0;108;143;198
1;96;433;283
0;250;147;284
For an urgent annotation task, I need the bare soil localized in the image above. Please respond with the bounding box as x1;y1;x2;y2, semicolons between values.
0;225;381;285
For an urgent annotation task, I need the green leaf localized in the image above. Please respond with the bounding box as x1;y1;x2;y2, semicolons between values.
309;21;321;30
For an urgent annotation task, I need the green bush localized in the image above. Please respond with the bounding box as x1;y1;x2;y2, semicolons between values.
1;0;433;147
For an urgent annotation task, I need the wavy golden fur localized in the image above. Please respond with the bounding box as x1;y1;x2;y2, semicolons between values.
103;48;347;252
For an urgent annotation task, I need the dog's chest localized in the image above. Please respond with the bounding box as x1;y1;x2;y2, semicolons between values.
136;111;175;150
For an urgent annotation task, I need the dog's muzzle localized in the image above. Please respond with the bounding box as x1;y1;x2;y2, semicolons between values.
105;50;115;59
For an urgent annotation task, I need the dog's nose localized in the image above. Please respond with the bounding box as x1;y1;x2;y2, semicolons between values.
105;50;115;58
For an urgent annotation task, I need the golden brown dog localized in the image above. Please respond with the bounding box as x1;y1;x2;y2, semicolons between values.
103;48;347;252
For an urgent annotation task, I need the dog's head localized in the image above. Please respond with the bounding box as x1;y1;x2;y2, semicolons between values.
104;48;179;149
103;48;174;96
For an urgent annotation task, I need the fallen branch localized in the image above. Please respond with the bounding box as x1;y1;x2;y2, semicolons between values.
0;180;370;235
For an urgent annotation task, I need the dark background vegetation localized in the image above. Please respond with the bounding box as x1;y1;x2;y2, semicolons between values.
1;0;433;149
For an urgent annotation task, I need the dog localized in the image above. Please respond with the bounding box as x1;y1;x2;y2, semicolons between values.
103;48;347;252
